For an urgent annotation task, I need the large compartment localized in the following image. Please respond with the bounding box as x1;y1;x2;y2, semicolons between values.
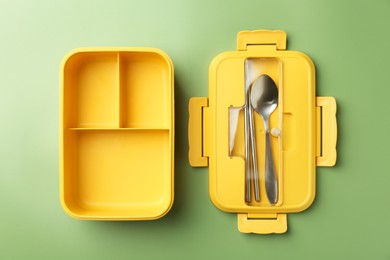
62;130;172;219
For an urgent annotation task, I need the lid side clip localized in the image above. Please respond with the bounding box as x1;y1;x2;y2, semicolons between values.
316;97;337;167
189;97;209;167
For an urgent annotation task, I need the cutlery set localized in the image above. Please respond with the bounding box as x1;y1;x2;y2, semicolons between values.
244;74;279;205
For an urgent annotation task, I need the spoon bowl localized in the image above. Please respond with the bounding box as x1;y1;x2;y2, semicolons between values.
251;75;278;119
250;74;279;205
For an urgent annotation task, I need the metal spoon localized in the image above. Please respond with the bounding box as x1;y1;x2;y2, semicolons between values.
250;74;279;205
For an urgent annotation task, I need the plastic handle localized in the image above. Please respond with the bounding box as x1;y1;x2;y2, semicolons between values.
316;97;337;166
237;213;287;234
237;30;287;51
188;97;209;167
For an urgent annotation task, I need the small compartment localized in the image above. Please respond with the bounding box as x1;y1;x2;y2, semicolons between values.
119;51;172;128
63;52;119;128
62;129;173;219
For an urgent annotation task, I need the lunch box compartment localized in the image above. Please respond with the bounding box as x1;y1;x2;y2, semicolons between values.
63;52;119;128
62;130;171;219
119;52;171;128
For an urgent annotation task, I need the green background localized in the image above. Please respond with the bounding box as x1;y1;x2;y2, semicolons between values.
1;0;389;259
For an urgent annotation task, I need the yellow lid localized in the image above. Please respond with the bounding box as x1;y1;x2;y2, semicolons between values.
189;30;337;233
60;48;174;220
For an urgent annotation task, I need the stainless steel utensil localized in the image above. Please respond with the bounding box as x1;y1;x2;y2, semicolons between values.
244;100;252;203
250;74;279;205
249;95;260;202
244;90;260;203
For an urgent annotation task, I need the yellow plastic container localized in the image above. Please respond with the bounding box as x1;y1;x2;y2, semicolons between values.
188;30;337;233
60;48;174;220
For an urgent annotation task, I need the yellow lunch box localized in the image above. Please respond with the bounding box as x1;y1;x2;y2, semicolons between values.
59;30;337;234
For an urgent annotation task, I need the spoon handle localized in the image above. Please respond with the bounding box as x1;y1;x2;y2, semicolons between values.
265;127;278;205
